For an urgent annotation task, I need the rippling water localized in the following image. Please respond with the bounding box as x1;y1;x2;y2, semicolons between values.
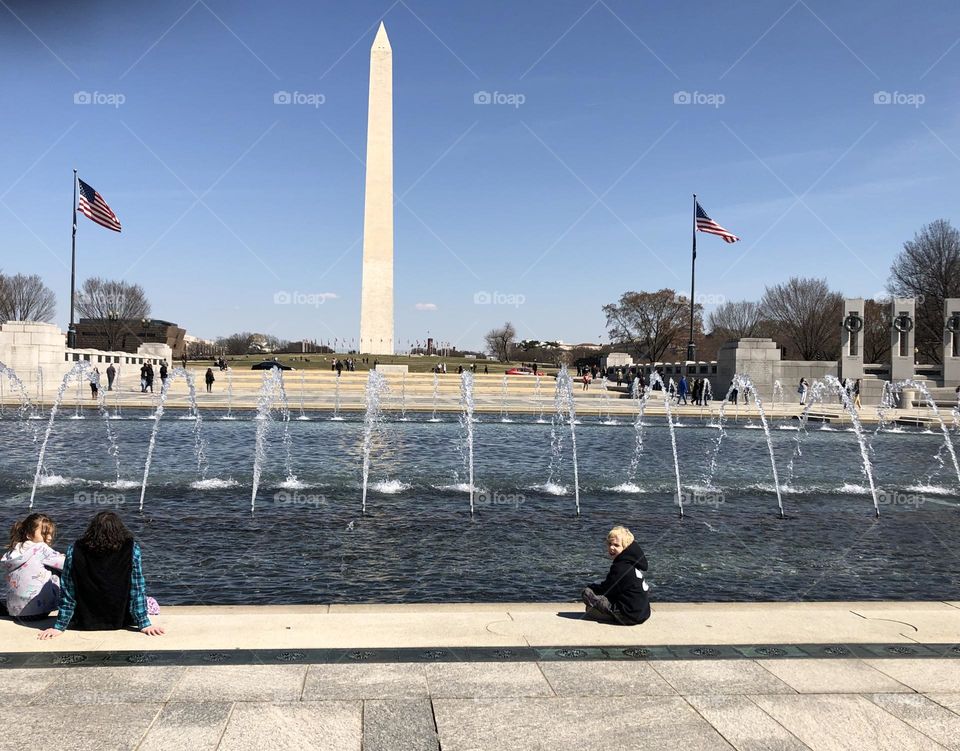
2;409;958;604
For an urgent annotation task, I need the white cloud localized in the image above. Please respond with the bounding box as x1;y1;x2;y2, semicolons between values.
415;302;437;311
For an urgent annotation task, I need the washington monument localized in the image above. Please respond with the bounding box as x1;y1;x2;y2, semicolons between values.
359;22;394;355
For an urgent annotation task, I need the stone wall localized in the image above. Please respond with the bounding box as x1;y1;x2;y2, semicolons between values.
0;321;171;394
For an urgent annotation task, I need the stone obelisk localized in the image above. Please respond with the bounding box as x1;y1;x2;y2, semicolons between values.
359;22;394;355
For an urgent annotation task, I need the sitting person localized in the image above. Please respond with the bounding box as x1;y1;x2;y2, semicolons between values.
581;525;651;625
1;513;65;619
38;511;164;639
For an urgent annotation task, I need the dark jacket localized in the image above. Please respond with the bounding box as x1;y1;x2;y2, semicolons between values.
590;540;651;624
71;539;134;630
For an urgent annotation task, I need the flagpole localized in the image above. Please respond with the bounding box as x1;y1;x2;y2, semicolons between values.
686;193;697;362
68;169;78;349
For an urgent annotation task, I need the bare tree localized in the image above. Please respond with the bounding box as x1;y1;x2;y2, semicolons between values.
603;289;699;363
707;300;765;342
217;332;256;355
760;277;842;360
484;322;516;362
887;219;960;363
0;272;56;323
863;298;892;364
75;277;151;351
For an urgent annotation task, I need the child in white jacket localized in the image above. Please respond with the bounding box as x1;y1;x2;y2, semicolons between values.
1;513;64;618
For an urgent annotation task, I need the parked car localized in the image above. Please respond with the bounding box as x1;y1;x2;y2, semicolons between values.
505;367;544;376
251;360;293;371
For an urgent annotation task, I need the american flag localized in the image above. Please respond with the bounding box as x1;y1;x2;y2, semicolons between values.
695;201;738;243
77;177;122;232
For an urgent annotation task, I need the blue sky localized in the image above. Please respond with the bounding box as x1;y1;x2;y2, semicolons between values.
1;0;958;350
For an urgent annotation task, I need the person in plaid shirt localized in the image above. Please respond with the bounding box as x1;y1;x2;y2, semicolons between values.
37;511;164;639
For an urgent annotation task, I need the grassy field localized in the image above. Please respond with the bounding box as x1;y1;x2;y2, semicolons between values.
194;353;562;375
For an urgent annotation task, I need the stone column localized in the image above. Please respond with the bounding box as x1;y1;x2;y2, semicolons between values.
944;298;960;385
840;298;864;380
889;297;916;382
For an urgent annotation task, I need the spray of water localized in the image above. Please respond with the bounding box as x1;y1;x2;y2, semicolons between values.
823;375;880;517
898;378;960;487
555;366;581;515
647;371;684;517
360;370;388;514
499;374;511;422
140;367;207;512
460;371;476;513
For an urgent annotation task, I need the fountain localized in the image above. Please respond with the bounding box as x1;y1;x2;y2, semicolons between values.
139;366;209;511
459;371;476;514
703;374;784;517
428;372;441;422
875;381;894;434
554;366;580;515
36;366;44;416
297;371;309;420
223;367;235;420
360;370;388;514
28;362;121;509
898;378;960;487
598;376;617;424
0;361;34;420
399;372;409;421
331;371;345;421
534;372;546;423
823;375;880;517
772;380;784;407
647;371;685;518
499;374;511;423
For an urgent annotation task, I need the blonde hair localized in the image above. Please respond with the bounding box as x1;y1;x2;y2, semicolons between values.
607;526;634;547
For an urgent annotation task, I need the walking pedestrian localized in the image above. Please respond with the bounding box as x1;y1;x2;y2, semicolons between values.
139;364;148;393
105;363;116;391
90;369;99;399
798;378;808;405
145;363;154;394
159;361;168;390
204;368;215;393
677;375;688;405
853;378;862;410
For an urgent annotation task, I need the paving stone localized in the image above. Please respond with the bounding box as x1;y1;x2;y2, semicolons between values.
218;701;361;751
651;659;796;695
539;660;677;696
303;663;428;700
685;695;811;751
424;662;553;698
433;696;733;750
867;693;960;750
37;666;183;704
756;659;910;694
0;702;161;751
864;659;960;693
926;693;960;714
363;699;439;751
750;694;943;751
170;664;307;702
0;668;63;705
138;702;233;751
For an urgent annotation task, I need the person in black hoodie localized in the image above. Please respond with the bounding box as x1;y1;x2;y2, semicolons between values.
581;526;651;625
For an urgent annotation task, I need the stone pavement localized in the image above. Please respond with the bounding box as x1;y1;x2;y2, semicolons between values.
1;602;958;750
